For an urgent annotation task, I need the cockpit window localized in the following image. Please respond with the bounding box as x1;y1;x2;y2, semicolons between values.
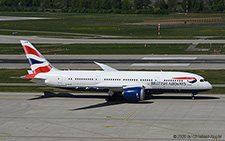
200;79;208;82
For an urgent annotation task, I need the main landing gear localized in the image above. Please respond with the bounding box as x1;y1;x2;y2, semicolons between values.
106;91;116;101
192;93;198;100
106;91;125;102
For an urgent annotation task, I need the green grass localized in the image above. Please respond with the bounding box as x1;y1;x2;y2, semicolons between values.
0;30;87;37
2;43;225;55
40;44;191;55
0;69;29;83
0;12;225;37
196;44;225;54
0;43;193;54
201;87;225;94
0;44;23;54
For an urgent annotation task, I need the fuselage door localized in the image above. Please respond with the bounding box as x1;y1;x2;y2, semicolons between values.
57;75;63;84
187;82;192;87
95;76;101;84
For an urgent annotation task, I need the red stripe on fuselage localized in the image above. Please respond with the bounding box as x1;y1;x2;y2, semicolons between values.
173;77;197;80
23;45;43;58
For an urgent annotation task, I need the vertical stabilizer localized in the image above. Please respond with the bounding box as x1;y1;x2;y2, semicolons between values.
20;40;57;74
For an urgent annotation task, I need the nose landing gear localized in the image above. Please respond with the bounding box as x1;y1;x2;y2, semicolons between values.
192;93;198;100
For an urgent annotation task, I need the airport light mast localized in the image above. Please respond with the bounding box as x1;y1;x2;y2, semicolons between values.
185;0;188;15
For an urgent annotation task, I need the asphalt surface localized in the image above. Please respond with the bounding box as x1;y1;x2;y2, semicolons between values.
0;16;50;21
0;83;42;86
1;35;225;44
0;92;224;141
1;55;225;70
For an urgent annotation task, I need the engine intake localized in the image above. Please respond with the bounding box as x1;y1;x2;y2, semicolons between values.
122;87;145;101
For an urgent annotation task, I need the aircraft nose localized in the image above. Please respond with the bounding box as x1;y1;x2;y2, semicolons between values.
206;82;213;90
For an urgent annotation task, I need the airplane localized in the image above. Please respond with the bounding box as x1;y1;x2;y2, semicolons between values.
20;40;212;101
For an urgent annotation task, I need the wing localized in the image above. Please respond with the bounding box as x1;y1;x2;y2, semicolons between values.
94;62;118;72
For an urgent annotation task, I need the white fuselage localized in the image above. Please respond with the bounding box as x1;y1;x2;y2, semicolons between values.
34;70;212;94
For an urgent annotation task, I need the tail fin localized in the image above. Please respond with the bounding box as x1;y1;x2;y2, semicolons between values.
20;40;57;74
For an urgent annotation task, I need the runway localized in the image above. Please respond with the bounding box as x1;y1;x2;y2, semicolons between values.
1;54;225;70
1;35;225;44
0;16;50;21
0;92;224;141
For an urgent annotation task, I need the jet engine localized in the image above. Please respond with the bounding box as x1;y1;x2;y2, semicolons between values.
122;87;145;101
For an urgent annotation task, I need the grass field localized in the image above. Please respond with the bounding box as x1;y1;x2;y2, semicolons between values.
196;44;225;54
0;12;225;37
0;30;87;37
0;69;29;83
0;43;193;54
1;43;225;55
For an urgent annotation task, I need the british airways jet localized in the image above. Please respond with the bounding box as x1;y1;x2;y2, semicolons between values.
20;40;212;101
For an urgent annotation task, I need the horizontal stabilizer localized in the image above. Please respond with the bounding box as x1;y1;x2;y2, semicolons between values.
27;70;33;74
20;73;46;80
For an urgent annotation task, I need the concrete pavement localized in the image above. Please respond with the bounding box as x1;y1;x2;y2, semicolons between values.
0;92;224;141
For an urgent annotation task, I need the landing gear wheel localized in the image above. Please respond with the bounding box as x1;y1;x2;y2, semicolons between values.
192;93;198;100
106;94;117;102
106;91;116;102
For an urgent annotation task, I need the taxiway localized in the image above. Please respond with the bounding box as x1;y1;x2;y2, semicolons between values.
0;92;224;141
1;54;225;70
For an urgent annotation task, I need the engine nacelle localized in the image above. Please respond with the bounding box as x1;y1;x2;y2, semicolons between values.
122;87;145;101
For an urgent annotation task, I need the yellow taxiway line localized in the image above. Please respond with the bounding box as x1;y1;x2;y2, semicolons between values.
105;111;217;141
0;132;11;141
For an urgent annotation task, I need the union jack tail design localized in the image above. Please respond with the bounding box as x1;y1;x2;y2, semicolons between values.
20;40;57;74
